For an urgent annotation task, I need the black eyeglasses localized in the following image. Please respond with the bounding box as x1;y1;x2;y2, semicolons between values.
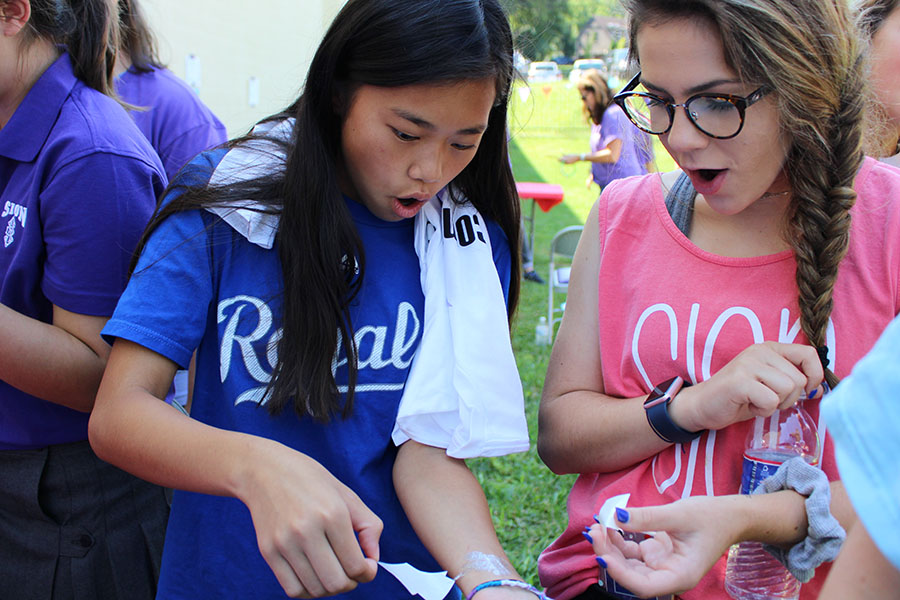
613;72;771;139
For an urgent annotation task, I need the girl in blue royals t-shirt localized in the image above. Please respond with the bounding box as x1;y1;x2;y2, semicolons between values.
0;0;168;598
89;1;542;599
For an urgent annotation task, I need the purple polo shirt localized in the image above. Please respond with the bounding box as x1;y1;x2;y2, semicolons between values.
116;66;227;180
590;103;650;188
0;52;167;450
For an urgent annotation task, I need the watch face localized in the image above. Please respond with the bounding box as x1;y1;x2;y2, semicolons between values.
644;376;684;408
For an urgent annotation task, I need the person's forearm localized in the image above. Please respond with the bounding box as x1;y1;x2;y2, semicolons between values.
537;212;674;475
734;480;853;548
89;339;262;498
583;148;615;163
91;377;261;498
0;303;107;411
590;482;851;599
819;519;900;599
584;139;623;164
393;441;525;596
731;490;809;547
826;480;855;532
538;388;673;474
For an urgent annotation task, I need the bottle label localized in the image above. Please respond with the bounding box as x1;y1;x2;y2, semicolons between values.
739;452;786;495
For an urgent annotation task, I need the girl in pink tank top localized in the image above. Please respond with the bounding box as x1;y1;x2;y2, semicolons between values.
537;1;900;599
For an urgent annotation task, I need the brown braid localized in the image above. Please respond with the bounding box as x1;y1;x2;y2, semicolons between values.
785;21;865;388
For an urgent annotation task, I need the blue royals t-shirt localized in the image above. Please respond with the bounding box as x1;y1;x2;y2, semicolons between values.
0;52;166;450
102;150;511;599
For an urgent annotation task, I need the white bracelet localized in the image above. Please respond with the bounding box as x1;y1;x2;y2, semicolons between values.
580;153;587;161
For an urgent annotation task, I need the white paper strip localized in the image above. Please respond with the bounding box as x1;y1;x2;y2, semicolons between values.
378;561;456;600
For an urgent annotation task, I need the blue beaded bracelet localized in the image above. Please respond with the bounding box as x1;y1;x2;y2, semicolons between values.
466;579;549;599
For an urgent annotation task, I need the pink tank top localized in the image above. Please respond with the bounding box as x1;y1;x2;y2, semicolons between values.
539;158;900;600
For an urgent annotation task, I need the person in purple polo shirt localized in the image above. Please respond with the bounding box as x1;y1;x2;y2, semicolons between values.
114;0;228;182
560;69;653;189
0;1;168;598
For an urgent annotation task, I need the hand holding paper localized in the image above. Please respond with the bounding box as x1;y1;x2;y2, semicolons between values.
587;494;747;599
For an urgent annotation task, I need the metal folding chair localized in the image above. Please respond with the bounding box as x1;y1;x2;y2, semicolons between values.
547;225;583;343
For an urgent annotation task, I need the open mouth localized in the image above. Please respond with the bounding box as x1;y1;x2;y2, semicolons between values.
685;167;727;195
391;196;429;220
697;169;724;182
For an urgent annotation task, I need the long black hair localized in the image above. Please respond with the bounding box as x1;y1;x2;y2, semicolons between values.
136;0;522;421
21;0;118;95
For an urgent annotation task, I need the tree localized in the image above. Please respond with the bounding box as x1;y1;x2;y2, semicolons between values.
503;0;571;60
503;0;624;61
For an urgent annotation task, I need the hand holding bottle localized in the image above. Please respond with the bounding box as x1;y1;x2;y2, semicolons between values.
723;397;821;600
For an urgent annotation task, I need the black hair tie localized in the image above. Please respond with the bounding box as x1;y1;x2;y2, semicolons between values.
816;345;830;370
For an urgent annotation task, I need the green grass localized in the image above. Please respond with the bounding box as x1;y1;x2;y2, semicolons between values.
467;80;675;585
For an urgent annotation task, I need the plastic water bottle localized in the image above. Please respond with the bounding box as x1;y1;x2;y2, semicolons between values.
535;316;550;345
724;403;820;600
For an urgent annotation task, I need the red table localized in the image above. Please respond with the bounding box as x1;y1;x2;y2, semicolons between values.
516;182;565;253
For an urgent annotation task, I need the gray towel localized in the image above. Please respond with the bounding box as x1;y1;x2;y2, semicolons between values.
753;456;846;582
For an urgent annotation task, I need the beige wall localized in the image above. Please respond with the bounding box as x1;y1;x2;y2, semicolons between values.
140;0;346;137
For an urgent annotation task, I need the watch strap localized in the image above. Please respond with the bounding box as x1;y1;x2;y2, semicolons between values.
644;377;703;444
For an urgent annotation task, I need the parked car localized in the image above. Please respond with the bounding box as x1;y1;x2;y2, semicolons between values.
568;58;607;84
527;61;562;83
514;50;530;79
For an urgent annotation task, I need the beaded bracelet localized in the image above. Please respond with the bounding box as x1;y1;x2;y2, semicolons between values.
466;579;549;599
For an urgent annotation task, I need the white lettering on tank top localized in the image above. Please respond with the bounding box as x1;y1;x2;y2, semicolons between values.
631;303;835;497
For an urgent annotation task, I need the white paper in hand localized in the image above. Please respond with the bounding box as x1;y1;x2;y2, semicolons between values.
597;493;630;530
378;561;456;600
597;492;657;540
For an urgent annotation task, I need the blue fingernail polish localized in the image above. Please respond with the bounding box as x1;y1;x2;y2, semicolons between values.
596;556;608;569
807;388;820;400
593;514;601;524
582;530;594;544
615;507;630;523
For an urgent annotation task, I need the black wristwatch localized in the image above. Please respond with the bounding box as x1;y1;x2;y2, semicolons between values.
643;376;703;444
